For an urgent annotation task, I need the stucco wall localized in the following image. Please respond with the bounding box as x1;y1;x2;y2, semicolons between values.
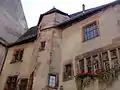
0;42;34;90
32;29;53;90
39;13;69;30
60;5;120;90
0;44;7;74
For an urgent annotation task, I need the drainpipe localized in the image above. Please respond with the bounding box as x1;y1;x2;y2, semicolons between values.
0;46;8;75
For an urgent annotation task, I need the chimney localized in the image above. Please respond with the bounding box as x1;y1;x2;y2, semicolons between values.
82;4;85;13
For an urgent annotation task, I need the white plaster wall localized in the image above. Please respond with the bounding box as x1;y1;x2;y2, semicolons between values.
60;5;120;90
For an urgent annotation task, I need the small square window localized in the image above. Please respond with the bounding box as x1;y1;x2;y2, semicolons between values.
39;41;46;51
48;74;58;88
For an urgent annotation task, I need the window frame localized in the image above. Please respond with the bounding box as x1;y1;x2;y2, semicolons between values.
11;48;24;64
19;78;28;90
48;73;59;89
82;21;99;42
39;41;46;51
4;75;18;90
63;63;73;81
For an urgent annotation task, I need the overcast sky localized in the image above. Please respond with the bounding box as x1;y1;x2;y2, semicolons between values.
21;0;114;28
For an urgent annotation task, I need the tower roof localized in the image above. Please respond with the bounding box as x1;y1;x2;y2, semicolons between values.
37;7;69;26
43;7;69;16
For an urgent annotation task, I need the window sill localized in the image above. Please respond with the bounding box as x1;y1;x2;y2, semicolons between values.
47;86;58;89
63;76;73;82
83;35;99;42
10;60;23;64
39;49;45;52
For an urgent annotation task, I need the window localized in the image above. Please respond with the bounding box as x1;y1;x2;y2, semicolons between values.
48;74;58;88
11;49;24;63
19;78;28;90
102;52;110;70
110;49;119;69
4;76;18;90
63;63;72;81
92;55;99;73
77;59;84;73
39;41;46;51
83;21;99;41
86;57;92;73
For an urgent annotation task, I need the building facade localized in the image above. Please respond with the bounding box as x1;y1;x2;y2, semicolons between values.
0;26;37;90
0;0;28;43
1;0;120;90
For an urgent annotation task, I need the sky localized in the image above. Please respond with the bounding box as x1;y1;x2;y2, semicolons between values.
21;0;114;28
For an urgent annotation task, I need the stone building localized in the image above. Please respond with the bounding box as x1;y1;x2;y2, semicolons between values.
0;26;37;90
0;0;28;43
1;0;120;90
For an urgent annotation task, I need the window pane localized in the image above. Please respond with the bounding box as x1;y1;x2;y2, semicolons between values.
83;21;99;41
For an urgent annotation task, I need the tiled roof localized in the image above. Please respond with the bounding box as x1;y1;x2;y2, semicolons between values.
8;26;37;47
0;37;8;46
56;0;120;27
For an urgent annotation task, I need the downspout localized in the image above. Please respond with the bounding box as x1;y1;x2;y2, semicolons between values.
0;46;8;75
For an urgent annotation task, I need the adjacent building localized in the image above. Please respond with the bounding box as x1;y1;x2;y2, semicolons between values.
1;0;120;90
0;0;28;43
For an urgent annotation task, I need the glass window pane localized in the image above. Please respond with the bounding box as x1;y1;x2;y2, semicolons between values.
83;21;98;41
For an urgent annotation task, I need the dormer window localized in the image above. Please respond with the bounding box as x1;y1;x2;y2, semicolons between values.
83;21;99;41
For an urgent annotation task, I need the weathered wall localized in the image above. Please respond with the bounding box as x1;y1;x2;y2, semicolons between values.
32;29;53;90
32;12;66;90
60;5;120;90
39;13;69;29
0;0;28;43
0;44;7;74
0;42;34;90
